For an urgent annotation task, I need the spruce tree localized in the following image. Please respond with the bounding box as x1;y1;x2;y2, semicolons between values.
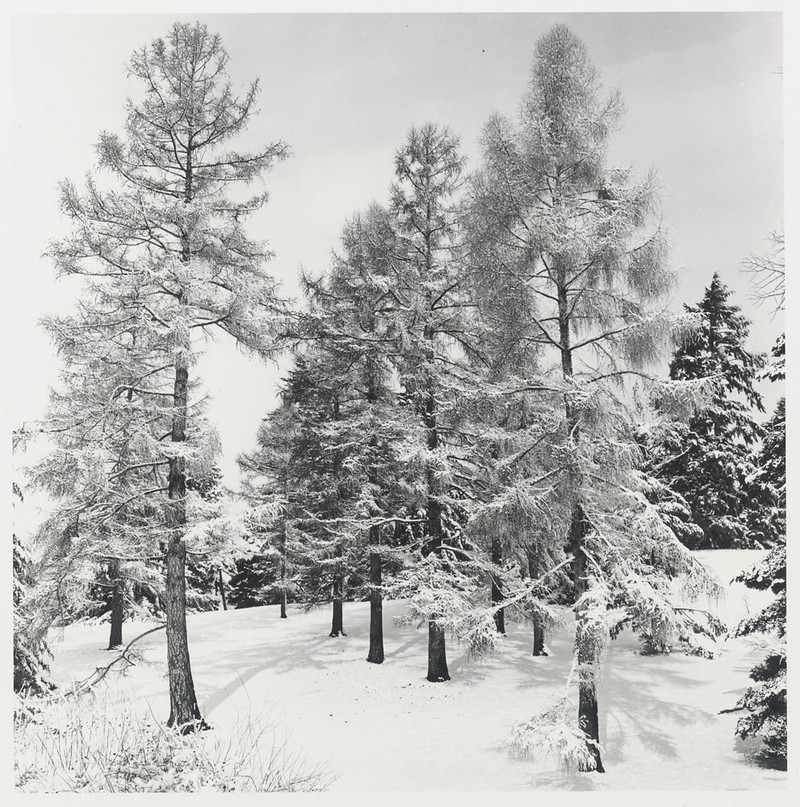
733;542;786;766
656;274;766;548
266;354;372;638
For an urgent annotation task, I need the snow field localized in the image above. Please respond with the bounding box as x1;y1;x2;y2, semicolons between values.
39;550;786;791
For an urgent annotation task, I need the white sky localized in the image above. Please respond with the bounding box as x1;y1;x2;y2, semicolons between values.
3;8;786;500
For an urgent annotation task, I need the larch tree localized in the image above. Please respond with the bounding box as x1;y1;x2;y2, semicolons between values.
24;277;174;651
238;403;300;619
299;204;419;663
377;123;504;681
464;100;572;653
274;352;375;638
469;26;720;772
44;22;289;730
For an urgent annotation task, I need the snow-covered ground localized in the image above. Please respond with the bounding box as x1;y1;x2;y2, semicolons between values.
36;549;786;791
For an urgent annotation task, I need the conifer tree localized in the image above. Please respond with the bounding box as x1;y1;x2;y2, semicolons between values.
655;275;766;548
731;229;786;766
300;204;419;661
42;22;288;730
25;279;173;650
13;481;53;696
238;402;303;618
241;353;386;638
376;124;503;681
733;543;786;766
468;25;720;771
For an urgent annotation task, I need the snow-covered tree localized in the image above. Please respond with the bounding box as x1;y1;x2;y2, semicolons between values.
654;275;766;548
733;545;786;766
25;278;173;650
467;25;720;772
238;402;304;618
373;123;508;681
299;204;422;661
274;354;376;637
13;481;53;696
731;225;786;767
42;22;289;729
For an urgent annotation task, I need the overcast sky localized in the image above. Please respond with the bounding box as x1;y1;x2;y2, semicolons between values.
5;10;784;496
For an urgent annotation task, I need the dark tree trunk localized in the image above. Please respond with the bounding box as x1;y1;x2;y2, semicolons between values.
108;560;124;650
330;576;346;637
491;536;505;634
532;611;547;657
427;620;450;682
367;544;384;664
165;526;205;730
280;525;288;618
570;504;603;773
217;568;227;611
557;271;602;772
165;340;206;732
423;380;450;681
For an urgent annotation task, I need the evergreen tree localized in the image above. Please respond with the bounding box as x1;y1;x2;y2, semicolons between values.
278;354;372;637
733;544;786;766
731;226;786;767
239;402;304;618
42;22;289;730
299;204;419;661
467;25;720;771
228;553;293;609
655;275;766;548
13;482;53;696
25;278;173;651
375;124;504;680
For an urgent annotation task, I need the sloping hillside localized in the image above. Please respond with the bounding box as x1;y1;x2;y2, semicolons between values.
33;550;785;791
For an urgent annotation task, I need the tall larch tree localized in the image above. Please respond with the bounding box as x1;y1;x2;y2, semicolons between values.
301;204;418;663
379;124;500;681
46;22;289;729
468;26;720;772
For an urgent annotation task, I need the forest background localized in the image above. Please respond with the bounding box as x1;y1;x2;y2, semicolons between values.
4;8;784;527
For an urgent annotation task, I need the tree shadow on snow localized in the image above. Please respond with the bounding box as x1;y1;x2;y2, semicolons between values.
602;650;716;766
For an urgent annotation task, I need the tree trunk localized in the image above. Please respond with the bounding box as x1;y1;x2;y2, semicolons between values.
330;575;346;637
557;271;602;771
108;560;124;650
423;377;451;681
217;568;227;611
427;620;450;682
165;342;206;732
491;536;505;634
570;504;603;773
532;611;547;657
280;523;288;618
367;544;384;664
